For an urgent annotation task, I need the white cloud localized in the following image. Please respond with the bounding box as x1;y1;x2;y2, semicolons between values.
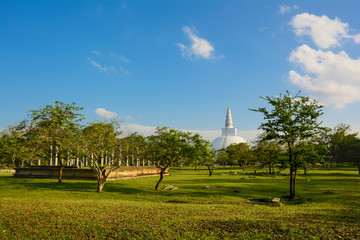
110;52;131;63
91;50;101;56
119;66;130;75
90;60;107;72
87;57;117;73
279;4;299;14
178;26;217;60
290;13;360;49
289;44;360;108
95;108;119;119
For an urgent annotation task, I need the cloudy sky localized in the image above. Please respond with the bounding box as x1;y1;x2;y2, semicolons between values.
1;0;360;142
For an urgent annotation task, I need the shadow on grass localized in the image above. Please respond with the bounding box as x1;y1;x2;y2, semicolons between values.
0;175;144;195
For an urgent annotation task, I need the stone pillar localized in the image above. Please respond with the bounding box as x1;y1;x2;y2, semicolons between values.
118;147;122;166
48;145;53;166
54;149;58;166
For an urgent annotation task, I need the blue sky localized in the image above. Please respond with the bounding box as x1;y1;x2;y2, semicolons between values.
1;0;360;142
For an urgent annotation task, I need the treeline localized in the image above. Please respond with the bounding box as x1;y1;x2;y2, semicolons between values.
1;98;359;195
216;123;360;174
0;101;214;191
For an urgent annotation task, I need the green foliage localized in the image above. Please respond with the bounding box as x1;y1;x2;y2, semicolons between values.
0;124;37;167
336;134;360;173
250;90;324;199
253;138;284;173
147;127;213;189
225;143;253;170
27;101;84;162
81;120;122;192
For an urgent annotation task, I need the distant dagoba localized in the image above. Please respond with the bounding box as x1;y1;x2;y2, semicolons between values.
212;107;247;150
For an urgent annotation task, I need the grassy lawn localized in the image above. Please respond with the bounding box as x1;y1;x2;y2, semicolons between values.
0;167;359;239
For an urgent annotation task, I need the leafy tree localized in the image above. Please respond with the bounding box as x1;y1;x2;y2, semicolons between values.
293;141;328;175
250;91;323;199
0;125;28;167
336;134;360;174
215;148;229;166
27;101;84;183
147;127;209;190
81;121;122;192
314;124;352;168
190;133;215;176
120;132;148;166
226;143;253;171
253;137;283;174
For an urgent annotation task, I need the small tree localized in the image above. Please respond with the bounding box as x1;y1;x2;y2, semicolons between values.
147;127;206;190
226;143;253;171
250;91;323;199
0;125;29;167
190;133;215;176
253;137;283;174
81;121;122;192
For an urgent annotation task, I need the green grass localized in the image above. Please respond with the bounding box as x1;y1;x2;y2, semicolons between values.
0;167;359;239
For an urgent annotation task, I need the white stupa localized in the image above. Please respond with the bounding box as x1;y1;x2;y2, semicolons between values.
212;107;247;150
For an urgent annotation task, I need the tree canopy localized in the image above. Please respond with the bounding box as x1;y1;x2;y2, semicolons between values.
250;91;324;199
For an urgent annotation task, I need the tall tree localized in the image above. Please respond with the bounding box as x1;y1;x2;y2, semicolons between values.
250;91;323;199
27;101;84;183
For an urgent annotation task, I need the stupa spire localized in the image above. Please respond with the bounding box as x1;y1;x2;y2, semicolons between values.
225;106;233;128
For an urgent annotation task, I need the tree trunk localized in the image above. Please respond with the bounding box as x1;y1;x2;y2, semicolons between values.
12;154;16;168
58;165;64;183
208;166;214;176
289;167;297;199
357;161;360;174
97;171;107;192
304;168;307;175
155;168;164;190
97;179;105;192
289;167;294;199
268;164;272;174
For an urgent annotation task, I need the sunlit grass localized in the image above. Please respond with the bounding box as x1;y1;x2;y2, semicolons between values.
0;166;359;239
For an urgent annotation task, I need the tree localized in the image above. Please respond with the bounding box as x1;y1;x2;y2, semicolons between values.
147;127;209;190
336;134;360;174
226;143;253;171
250;91;323;199
190;133;215;176
81;121;122;192
253;136;283;174
27;101;84;183
120;132;148;166
293;141;328;175
215;148;229;166
0;125;28;167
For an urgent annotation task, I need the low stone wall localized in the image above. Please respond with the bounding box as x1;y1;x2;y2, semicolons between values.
13;166;165;180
